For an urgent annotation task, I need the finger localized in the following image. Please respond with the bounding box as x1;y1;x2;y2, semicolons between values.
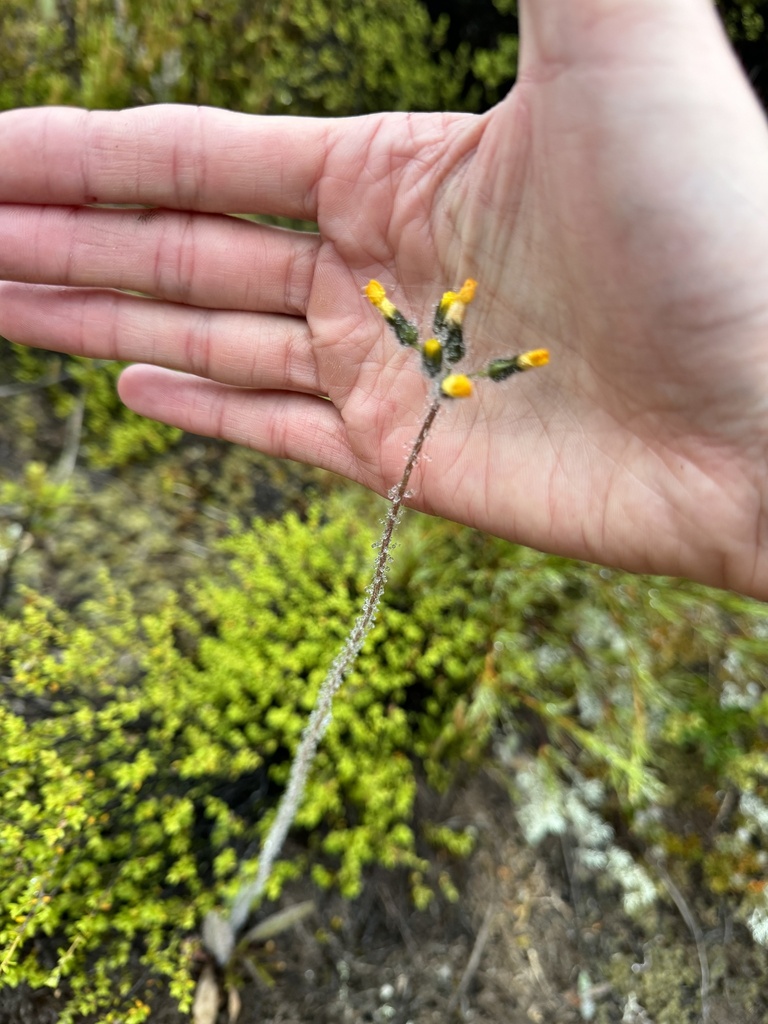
0;282;321;393
118;364;359;480
0;105;335;219
0;204;320;315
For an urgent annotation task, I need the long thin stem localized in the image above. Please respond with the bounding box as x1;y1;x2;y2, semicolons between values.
653;858;711;1023
224;397;442;940
202;280;547;968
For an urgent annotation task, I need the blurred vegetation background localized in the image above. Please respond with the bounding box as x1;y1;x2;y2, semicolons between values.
2;2;768;1022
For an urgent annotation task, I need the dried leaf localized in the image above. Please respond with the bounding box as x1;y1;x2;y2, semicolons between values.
202;910;236;966
227;984;242;1024
192;964;220;1024
241;900;316;945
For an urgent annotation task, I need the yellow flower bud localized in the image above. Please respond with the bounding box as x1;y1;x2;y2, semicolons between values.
364;279;397;319
441;374;474;398
421;337;443;377
364;280;386;305
437;279;476;325
485;348;551;381
438;290;459;314
517;348;550;369
457;279;477;304
439;280;476;314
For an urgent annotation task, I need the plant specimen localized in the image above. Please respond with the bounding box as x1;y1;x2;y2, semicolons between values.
202;279;550;964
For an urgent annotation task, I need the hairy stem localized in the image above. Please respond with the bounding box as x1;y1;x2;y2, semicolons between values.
223;397;442;942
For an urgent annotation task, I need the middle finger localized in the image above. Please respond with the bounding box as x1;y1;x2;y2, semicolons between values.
0;204;320;315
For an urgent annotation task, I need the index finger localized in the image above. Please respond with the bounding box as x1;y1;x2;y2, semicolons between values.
0;104;331;219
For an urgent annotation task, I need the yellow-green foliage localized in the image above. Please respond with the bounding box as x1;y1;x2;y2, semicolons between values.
189;504;488;895
2;494;768;1019
0;499;487;1021
718;0;766;42
4;345;182;468
0;0;474;114
0;586;203;1022
0;459;74;532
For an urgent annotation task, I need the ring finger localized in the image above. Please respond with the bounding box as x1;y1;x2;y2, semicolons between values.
0;282;322;394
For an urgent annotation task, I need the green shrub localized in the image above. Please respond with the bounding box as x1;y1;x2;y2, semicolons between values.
3;345;182;469
0;497;487;1022
0;0;476;115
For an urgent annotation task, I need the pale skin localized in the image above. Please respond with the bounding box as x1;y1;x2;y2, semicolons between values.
2;0;768;598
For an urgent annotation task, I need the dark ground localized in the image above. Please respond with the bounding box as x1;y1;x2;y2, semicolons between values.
2;773;766;1024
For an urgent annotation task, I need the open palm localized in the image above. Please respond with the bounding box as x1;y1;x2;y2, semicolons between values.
2;0;768;598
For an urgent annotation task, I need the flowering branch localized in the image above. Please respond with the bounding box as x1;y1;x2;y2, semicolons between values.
202;278;549;967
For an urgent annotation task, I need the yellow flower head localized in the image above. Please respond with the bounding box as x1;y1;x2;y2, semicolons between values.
441;374;474;399
517;348;550;369
364;279;397;319
365;280;386;305
457;279;477;304
421;336;443;377
442;278;478;327
485;349;551;381
365;278;547;400
438;289;459;314
438;279;476;315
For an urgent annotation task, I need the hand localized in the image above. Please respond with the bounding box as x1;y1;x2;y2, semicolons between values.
2;0;768;598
